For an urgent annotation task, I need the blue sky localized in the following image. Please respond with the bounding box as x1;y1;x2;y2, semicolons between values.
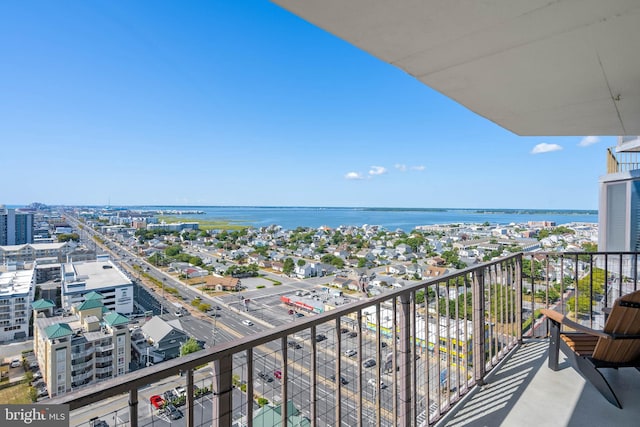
1;1;614;210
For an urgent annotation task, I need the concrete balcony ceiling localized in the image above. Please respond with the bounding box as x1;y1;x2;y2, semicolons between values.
273;0;640;136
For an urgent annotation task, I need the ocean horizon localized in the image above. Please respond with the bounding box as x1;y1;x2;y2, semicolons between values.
11;204;598;233
124;205;598;233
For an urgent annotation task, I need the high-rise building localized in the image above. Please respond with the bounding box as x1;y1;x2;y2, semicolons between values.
0;267;35;342
599;136;640;251
33;292;131;398
0;206;34;246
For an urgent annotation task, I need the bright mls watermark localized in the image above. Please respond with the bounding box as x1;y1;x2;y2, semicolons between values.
1;405;68;427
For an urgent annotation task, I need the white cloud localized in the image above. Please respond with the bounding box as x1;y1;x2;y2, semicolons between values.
368;166;387;176
410;165;425;171
578;136;600;147
394;164;407;172
345;172;364;180
531;143;563;154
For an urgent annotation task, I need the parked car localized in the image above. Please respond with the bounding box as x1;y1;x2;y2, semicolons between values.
340;328;349;334
330;374;349;385
344;349;357;357
163;390;176;402
89;418;109;427
10;359;21;368
37;387;48;398
150;395;165;409
173;386;186;397
274;370;282;380
165;404;183;420
258;371;274;382
363;358;376;368
287;340;302;349
315;334;327;342
348;331;357;338
367;378;387;389
295;312;305;318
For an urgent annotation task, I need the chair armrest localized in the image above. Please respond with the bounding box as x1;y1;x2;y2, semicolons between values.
540;308;610;339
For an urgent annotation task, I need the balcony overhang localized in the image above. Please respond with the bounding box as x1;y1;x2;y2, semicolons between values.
273;1;640;136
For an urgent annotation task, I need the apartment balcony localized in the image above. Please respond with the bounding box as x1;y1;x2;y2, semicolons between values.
48;252;640;427
71;350;94;362
606;147;640;174
95;345;114;353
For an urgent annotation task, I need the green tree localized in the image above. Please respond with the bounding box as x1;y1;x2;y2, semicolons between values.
283;258;295;276
180;338;202;356
58;233;80;242
357;258;368;268
165;245;182;257
297;259;306;267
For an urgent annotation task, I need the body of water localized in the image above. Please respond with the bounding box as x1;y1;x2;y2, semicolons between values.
132;206;597;232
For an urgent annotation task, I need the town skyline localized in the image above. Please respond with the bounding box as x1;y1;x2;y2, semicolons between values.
2;1;616;209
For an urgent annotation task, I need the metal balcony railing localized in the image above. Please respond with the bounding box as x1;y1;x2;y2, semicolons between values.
47;251;640;427
607;147;640;173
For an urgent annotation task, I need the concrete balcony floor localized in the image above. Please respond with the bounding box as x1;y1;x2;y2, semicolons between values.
442;340;640;427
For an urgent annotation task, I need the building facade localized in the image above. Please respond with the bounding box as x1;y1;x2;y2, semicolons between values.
599;136;640;252
0;242;71;265
0;207;34;246
33;294;131;398
61;257;134;314
0;267;35;342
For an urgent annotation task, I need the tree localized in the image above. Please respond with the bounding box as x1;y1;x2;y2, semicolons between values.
165;245;182;257
57;233;80;242
283;258;295;276
180;338;202;356
357;258;367;268
297;259;306;267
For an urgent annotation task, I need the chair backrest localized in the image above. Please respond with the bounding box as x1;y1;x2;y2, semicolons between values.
593;289;640;362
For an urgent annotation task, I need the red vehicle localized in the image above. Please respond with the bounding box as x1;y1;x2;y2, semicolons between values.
150;395;165;409
274;370;282;380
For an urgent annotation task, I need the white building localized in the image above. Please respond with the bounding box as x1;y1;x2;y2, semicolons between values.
61;257;134;314
0;267;35;342
599;136;640;252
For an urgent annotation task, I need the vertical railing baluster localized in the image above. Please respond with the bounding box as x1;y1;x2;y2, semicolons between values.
128;387;138;427
423;289;430;424
472;269;486;385
212;354;233;427
410;293;417;423
246;351;253;427
186;369;194;427
392;297;398;426
281;336;288;427
398;293;412;427
590;254;595;328
310;324;317;426
376;303;382;426
334;317;341;425
355;313;362;426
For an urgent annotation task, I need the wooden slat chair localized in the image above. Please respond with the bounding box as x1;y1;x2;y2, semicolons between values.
541;289;640;408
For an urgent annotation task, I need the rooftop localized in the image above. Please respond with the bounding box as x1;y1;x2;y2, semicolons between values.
62;259;132;293
0;268;33;297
